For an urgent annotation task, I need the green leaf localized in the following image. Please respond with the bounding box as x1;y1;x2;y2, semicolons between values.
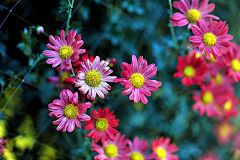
59;0;69;13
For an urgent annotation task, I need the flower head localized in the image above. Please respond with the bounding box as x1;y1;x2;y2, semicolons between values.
85;108;119;143
0;138;8;155
90;133;130;160
48;89;91;132
189;18;233;60
215;121;234;145
74;56;117;100
115;55;162;104
149;137;178;160
174;55;208;86
36;25;44;34
43;30;86;70
171;0;219;28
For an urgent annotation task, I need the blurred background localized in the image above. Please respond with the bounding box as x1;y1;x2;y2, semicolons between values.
0;0;240;159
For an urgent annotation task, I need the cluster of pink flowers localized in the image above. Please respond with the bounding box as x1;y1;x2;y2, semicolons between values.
171;0;240;159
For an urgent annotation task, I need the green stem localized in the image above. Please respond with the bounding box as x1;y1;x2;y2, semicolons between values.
66;0;75;33
181;27;189;49
168;0;179;50
70;61;75;77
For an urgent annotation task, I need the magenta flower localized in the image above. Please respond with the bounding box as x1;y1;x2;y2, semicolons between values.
74;56;117;100
43;30;86;70
171;0;219;28
189;18;233;60
48;89;91;132
115;55;162;104
0;138;8;155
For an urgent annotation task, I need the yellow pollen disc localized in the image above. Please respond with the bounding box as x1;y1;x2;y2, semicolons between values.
186;9;201;24
104;144;118;158
155;147;167;159
212;73;223;85
223;100;232;111
195;53;202;59
183;65;195;78
201;91;214;105
230;59;240;72
130;151;144;160
60;72;71;85
64;104;78;119
129;73;145;88
203;33;217;47
85;70;102;88
203;52;216;63
95;118;108;131
58;46;74;60
219;123;232;138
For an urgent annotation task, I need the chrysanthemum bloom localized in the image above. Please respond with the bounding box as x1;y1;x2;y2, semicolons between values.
128;137;154;160
0;138;8;155
85;108;119;143
189;18;233;60
43;30;86;70
115;55;162;104
198;152;219;160
215;121;234;144
48;89;91;132
192;81;223;116
90;133;130;160
171;0;219;28
149;137;179;160
222;42;240;82
174;55;208;87
75;56;117;100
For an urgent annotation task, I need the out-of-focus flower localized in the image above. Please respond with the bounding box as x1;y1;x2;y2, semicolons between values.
36;25;44;34
0;138;8;155
48;89;91;132
85;108;119;143
149;137;179;160
171;0;219;28
14;136;35;154
115;55;162;104
189;18;233;60
106;58;117;67
233;132;240;159
2;139;15;159
174;55;208;87
128;136;154;160
75;56;117;100
38;146;58;160
215;121;234;145
198;152;219;160
90;133;130;160
43;30;86;70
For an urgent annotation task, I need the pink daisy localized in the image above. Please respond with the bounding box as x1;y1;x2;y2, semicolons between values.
189;18;233;60
85;108;119;143
114;55;162;104
171;0;219;28
215;120;234;145
74;56;117;100
198;152;219;160
128;137;154;160
149;137;179;160
48;89;91;132
90;133;130;160
0;138;8;155
174;55;208;86
42;30;86;70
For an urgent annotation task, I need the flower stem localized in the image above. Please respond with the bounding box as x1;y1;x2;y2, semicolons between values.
168;0;179;50
70;61;75;77
181;27;189;49
66;0;75;33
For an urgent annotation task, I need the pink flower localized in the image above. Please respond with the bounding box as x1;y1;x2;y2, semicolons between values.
48;89;91;132
85;108;119;143
149;137;179;160
90;133;130;160
215;120;234;145
0;138;8;155
115;55;162;104
198;152;219;160
171;0;219;28
174;55;208;87
74;56;117;100
128;137;154;160
189;18;233;60
43;30;86;70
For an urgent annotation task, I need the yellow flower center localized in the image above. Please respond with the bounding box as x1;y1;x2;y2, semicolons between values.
60;72;71;85
230;59;240;72
130;152;144;160
186;9;201;24
212;73;223;85
203;33;217;47
104;144;118;158
85;70;102;87
64;104;78;119
183;65;195;78
203;52;216;63
58;46;74;59
129;73;145;88
223;100;232;111
219;123;232;138
201;91;214;105
195;52;202;58
155;147;167;159
95;118;108;131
